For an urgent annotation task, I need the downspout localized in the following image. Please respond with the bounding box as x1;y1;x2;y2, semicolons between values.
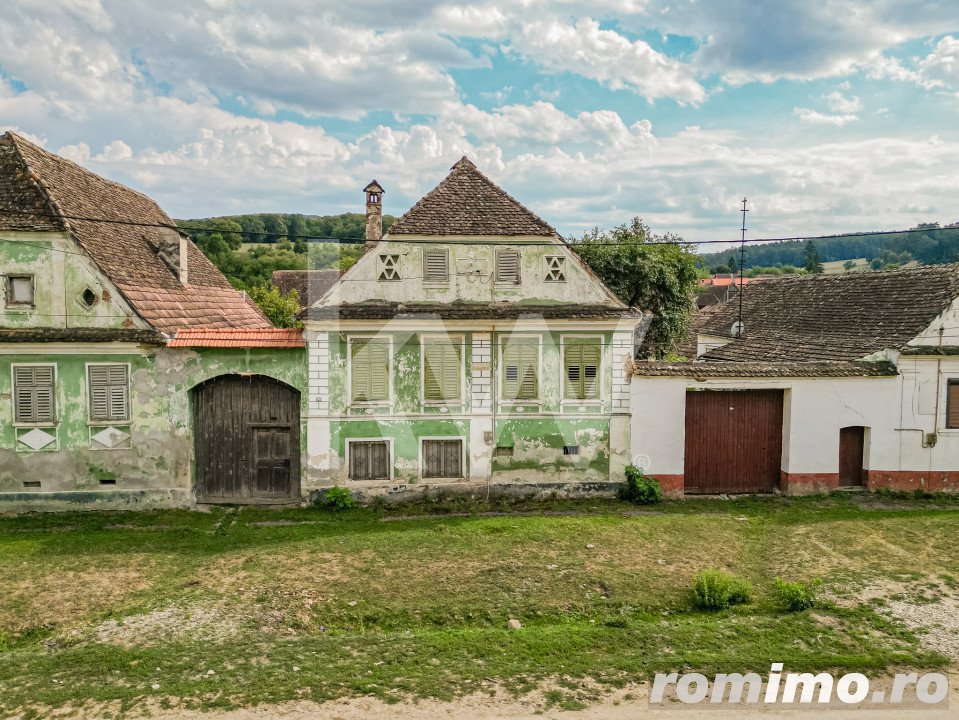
488;322;496;500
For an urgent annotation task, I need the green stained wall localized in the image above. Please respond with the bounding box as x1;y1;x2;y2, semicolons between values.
492;418;610;483
0;344;306;504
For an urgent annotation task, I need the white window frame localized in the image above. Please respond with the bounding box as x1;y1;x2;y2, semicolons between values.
85;362;132;424
497;333;542;405
346;437;394;482
422;248;451;285
544;255;567;282
419;334;466;406
11;362;57;427
560;335;605;406
419;435;467;480
346;335;393;406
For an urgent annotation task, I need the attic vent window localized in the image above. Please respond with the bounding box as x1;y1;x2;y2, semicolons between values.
378;254;400;281
495;250;521;284
545;256;566;282
81;288;98;308
6;275;34;306
423;249;449;284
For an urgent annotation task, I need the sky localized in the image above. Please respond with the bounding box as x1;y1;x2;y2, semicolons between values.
1;1;959;243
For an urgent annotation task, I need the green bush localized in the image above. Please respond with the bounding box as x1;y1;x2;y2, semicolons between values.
618;466;662;505
692;569;753;610
774;577;821;611
324;486;356;512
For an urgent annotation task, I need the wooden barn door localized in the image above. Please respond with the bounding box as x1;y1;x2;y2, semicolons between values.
838;426;865;487
193;375;300;504
684;389;784;494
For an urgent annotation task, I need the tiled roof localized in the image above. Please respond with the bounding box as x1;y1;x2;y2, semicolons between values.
386;157;557;237
168;328;305;348
272;269;341;310
632;360;899;378
0;132;270;333
698;264;959;362
307;301;643;321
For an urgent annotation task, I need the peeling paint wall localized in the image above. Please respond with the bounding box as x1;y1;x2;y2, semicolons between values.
0;344;306;508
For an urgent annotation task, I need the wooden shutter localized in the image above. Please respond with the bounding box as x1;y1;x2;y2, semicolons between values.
423;439;462;478
495;250;520;283
88;365;129;422
948;380;959;429
424;341;461;401
564;342;601;400
502;339;538;400
351;339;389;402
424;249;449;283
13;365;55;423
349;440;389;480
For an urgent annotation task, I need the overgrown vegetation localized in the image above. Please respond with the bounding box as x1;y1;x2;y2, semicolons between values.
571;217;699;355
692;569;753;610
774;577;822;612
0;494;955;716
617;465;662;505
322;486;356;511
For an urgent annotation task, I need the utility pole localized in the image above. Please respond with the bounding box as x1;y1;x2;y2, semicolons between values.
735;197;748;337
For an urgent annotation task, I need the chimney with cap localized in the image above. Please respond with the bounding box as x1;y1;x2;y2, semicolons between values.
157;226;189;285
364;179;384;252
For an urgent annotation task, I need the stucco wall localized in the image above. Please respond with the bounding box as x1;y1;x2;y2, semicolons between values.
0;344;306;508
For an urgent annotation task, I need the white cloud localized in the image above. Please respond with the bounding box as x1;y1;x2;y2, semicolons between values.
825;91;863;114
794;108;859;126
506;17;706;104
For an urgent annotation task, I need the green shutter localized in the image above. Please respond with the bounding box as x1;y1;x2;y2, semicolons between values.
88;365;129;421
502;339;538;400
14;365;55;423
564;341;601;400
424;342;462;401
351;339;390;402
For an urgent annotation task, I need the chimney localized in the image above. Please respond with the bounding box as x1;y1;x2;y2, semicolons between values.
157;226;189;285
364;179;384;252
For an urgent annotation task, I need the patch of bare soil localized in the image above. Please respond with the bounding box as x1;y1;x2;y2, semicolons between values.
84;605;245;648
827;577;959;660
0;555;156;633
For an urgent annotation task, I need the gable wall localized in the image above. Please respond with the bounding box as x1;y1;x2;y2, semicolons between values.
1;231;144;330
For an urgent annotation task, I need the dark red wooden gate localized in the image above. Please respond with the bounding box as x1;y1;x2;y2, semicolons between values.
193;375;300;504
839;426;865;486
684;389;783;494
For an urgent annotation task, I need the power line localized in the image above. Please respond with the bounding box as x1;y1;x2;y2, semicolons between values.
0;207;956;248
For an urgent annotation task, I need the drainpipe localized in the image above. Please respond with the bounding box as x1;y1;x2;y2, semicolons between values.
488;322;496;500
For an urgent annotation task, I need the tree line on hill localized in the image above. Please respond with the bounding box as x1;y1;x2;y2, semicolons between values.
700;222;959;275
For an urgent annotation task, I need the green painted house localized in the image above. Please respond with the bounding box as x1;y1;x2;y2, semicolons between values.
0;132;307;509
304;158;641;496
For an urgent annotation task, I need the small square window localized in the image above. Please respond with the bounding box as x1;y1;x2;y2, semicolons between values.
545;256;566;282
378;254;400;281
6;275;34;306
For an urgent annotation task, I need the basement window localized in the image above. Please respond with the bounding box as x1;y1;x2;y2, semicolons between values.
563;445;580;455
494;446;514;457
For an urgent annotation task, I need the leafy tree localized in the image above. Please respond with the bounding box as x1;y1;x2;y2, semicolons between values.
843;260;856;271
712;264;731;274
572;217;699;356
247;286;301;328
803;240;824;274
727;255;738;274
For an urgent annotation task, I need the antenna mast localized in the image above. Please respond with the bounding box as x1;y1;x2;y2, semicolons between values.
736;197;748;337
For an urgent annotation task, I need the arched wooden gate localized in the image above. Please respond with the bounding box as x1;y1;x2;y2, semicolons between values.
193;374;300;504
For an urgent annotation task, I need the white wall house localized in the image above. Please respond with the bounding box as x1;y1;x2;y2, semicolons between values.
630;266;959;496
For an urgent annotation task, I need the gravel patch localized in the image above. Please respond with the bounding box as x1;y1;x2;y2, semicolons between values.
87;606;245;648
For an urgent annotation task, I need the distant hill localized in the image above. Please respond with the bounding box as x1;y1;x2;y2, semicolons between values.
700;222;959;272
175;212;397;290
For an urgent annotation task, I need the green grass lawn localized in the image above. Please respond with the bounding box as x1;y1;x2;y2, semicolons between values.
0;494;957;717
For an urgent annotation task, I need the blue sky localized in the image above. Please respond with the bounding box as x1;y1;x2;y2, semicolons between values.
1;1;958;242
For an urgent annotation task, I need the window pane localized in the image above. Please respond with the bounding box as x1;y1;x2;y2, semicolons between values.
9;276;34;304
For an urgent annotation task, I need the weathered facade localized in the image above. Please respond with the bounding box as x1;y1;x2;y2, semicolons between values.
631;264;959;496
0;132;307;509
304;158;641;497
